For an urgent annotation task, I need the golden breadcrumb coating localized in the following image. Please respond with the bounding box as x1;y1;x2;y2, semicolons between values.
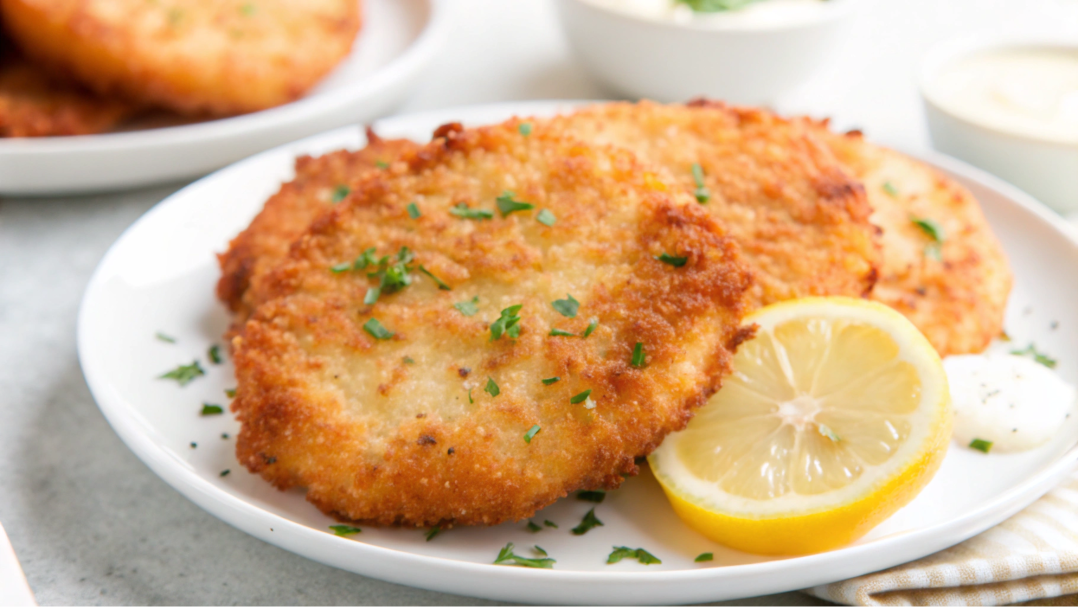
550;100;882;309
819;128;1012;355
231;120;754;526
0;0;361;116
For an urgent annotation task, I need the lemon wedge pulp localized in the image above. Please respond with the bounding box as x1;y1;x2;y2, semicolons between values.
649;297;952;555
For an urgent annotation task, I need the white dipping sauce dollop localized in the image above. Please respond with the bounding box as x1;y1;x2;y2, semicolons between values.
944;354;1076;452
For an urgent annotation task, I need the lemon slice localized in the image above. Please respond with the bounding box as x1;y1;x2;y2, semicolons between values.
649;297;951;555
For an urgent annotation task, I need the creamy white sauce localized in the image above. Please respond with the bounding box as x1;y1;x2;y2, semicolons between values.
926;48;1078;144
944;354;1076;453
586;0;832;28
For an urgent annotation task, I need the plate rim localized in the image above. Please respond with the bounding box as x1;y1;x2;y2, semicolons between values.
76;100;1078;604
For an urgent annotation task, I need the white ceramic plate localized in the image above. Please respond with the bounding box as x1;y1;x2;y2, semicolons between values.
77;101;1078;605
0;0;450;197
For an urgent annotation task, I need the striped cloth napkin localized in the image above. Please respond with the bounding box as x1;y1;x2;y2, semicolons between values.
806;471;1078;605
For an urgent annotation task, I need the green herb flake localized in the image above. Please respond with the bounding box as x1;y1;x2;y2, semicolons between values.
200;403;224;416
526;521;542;533
363;318;394;340
485;377;500;397
533;545;548;556
494;542;555;568
330;525;362;536
364;247;415;299
970;438;993;453
155;332;176;343
695;552;714;562
330;261;353;273
331;185;350;203
403;356;415;365
570;389;592;404
220;469;230;477
221;433;230;439
631;342;646;368
537;209;556;226
450;203;493;220
675;0;765;13
496;191;535;217
375;160;389;169
524;424;541;443
691;163;710;204
911;217;945;261
541;377;560;385
225;388;237;398
468;388;474;404
418;265;451;290
240;3;255;16
543;520;558;528
490;304;523;341
425;526;441;541
190;442;197;449
818;423;841;442
656;252;688;267
571;508;604;535
454;296;480;317
407;202;421;219
607;546;662;565
208;344;223;364
518;122;533;137
1011;343;1057;369
551;293;579;318
583;318;599;338
159;361;205;386
883;181;899;197
577;490;605;503
549;328;575;337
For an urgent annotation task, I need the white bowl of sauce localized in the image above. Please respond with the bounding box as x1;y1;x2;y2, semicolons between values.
554;0;859;105
921;37;1078;214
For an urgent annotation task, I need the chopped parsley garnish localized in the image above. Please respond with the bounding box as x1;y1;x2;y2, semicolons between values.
675;0;764;13
542;377;560;385
1011;343;1057;368
570;389;592;404
518;122;533;137
691;163;710;204
607;546;661;565
468;388;474;404
155;332;176;343
331;185;350;203
330;261;353;273
490;304;523;340
551;294;579;318
883;181;899;197
375;160;390;169
425;526;441;541
695;552;714;562
419;265;451;290
494;542;555;568
363;318;394;340
571;508;604;535
159;361;205;386
225;388;237;398
485;377;500;397
543;520;558;528
526;521;542;533
818;423;841;442
911;217;945;260
407;202;421;219
220;469;230;477
533;545;548;556
631;342;646;368
970;438;993;453
524;425;541;443
583;318;599;338
450;202;493;220
364;288;381;305
403;356;415;365
549;328;575;337
330;525;362;536
577;490;605;503
200;403;224;416
496;191;535;217
656;253;688;267
537;209;556;226
221;433;230;439
208;344;223;364
363;247;415;303
454;296;480;316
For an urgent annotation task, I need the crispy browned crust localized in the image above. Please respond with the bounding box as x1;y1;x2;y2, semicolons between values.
552;100;881;309
0;0;361;116
0;48;133;136
216;129;420;323
231;119;754;526
816;127;1012;356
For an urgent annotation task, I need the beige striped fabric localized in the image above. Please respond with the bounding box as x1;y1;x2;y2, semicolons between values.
807;471;1078;606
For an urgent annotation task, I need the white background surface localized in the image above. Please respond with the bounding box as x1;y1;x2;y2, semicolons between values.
2;0;1078;604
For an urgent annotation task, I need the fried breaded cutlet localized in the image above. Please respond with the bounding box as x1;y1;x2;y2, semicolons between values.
217;129;419;323
231;120;754;526
818;128;1012;356
0;0;361;116
0;49;133;136
551;100;881;309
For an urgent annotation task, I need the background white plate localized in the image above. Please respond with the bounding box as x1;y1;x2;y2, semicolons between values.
0;0;450;197
77;101;1078;605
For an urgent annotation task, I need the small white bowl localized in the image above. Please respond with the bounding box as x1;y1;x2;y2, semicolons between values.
553;0;859;105
920;36;1078;215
